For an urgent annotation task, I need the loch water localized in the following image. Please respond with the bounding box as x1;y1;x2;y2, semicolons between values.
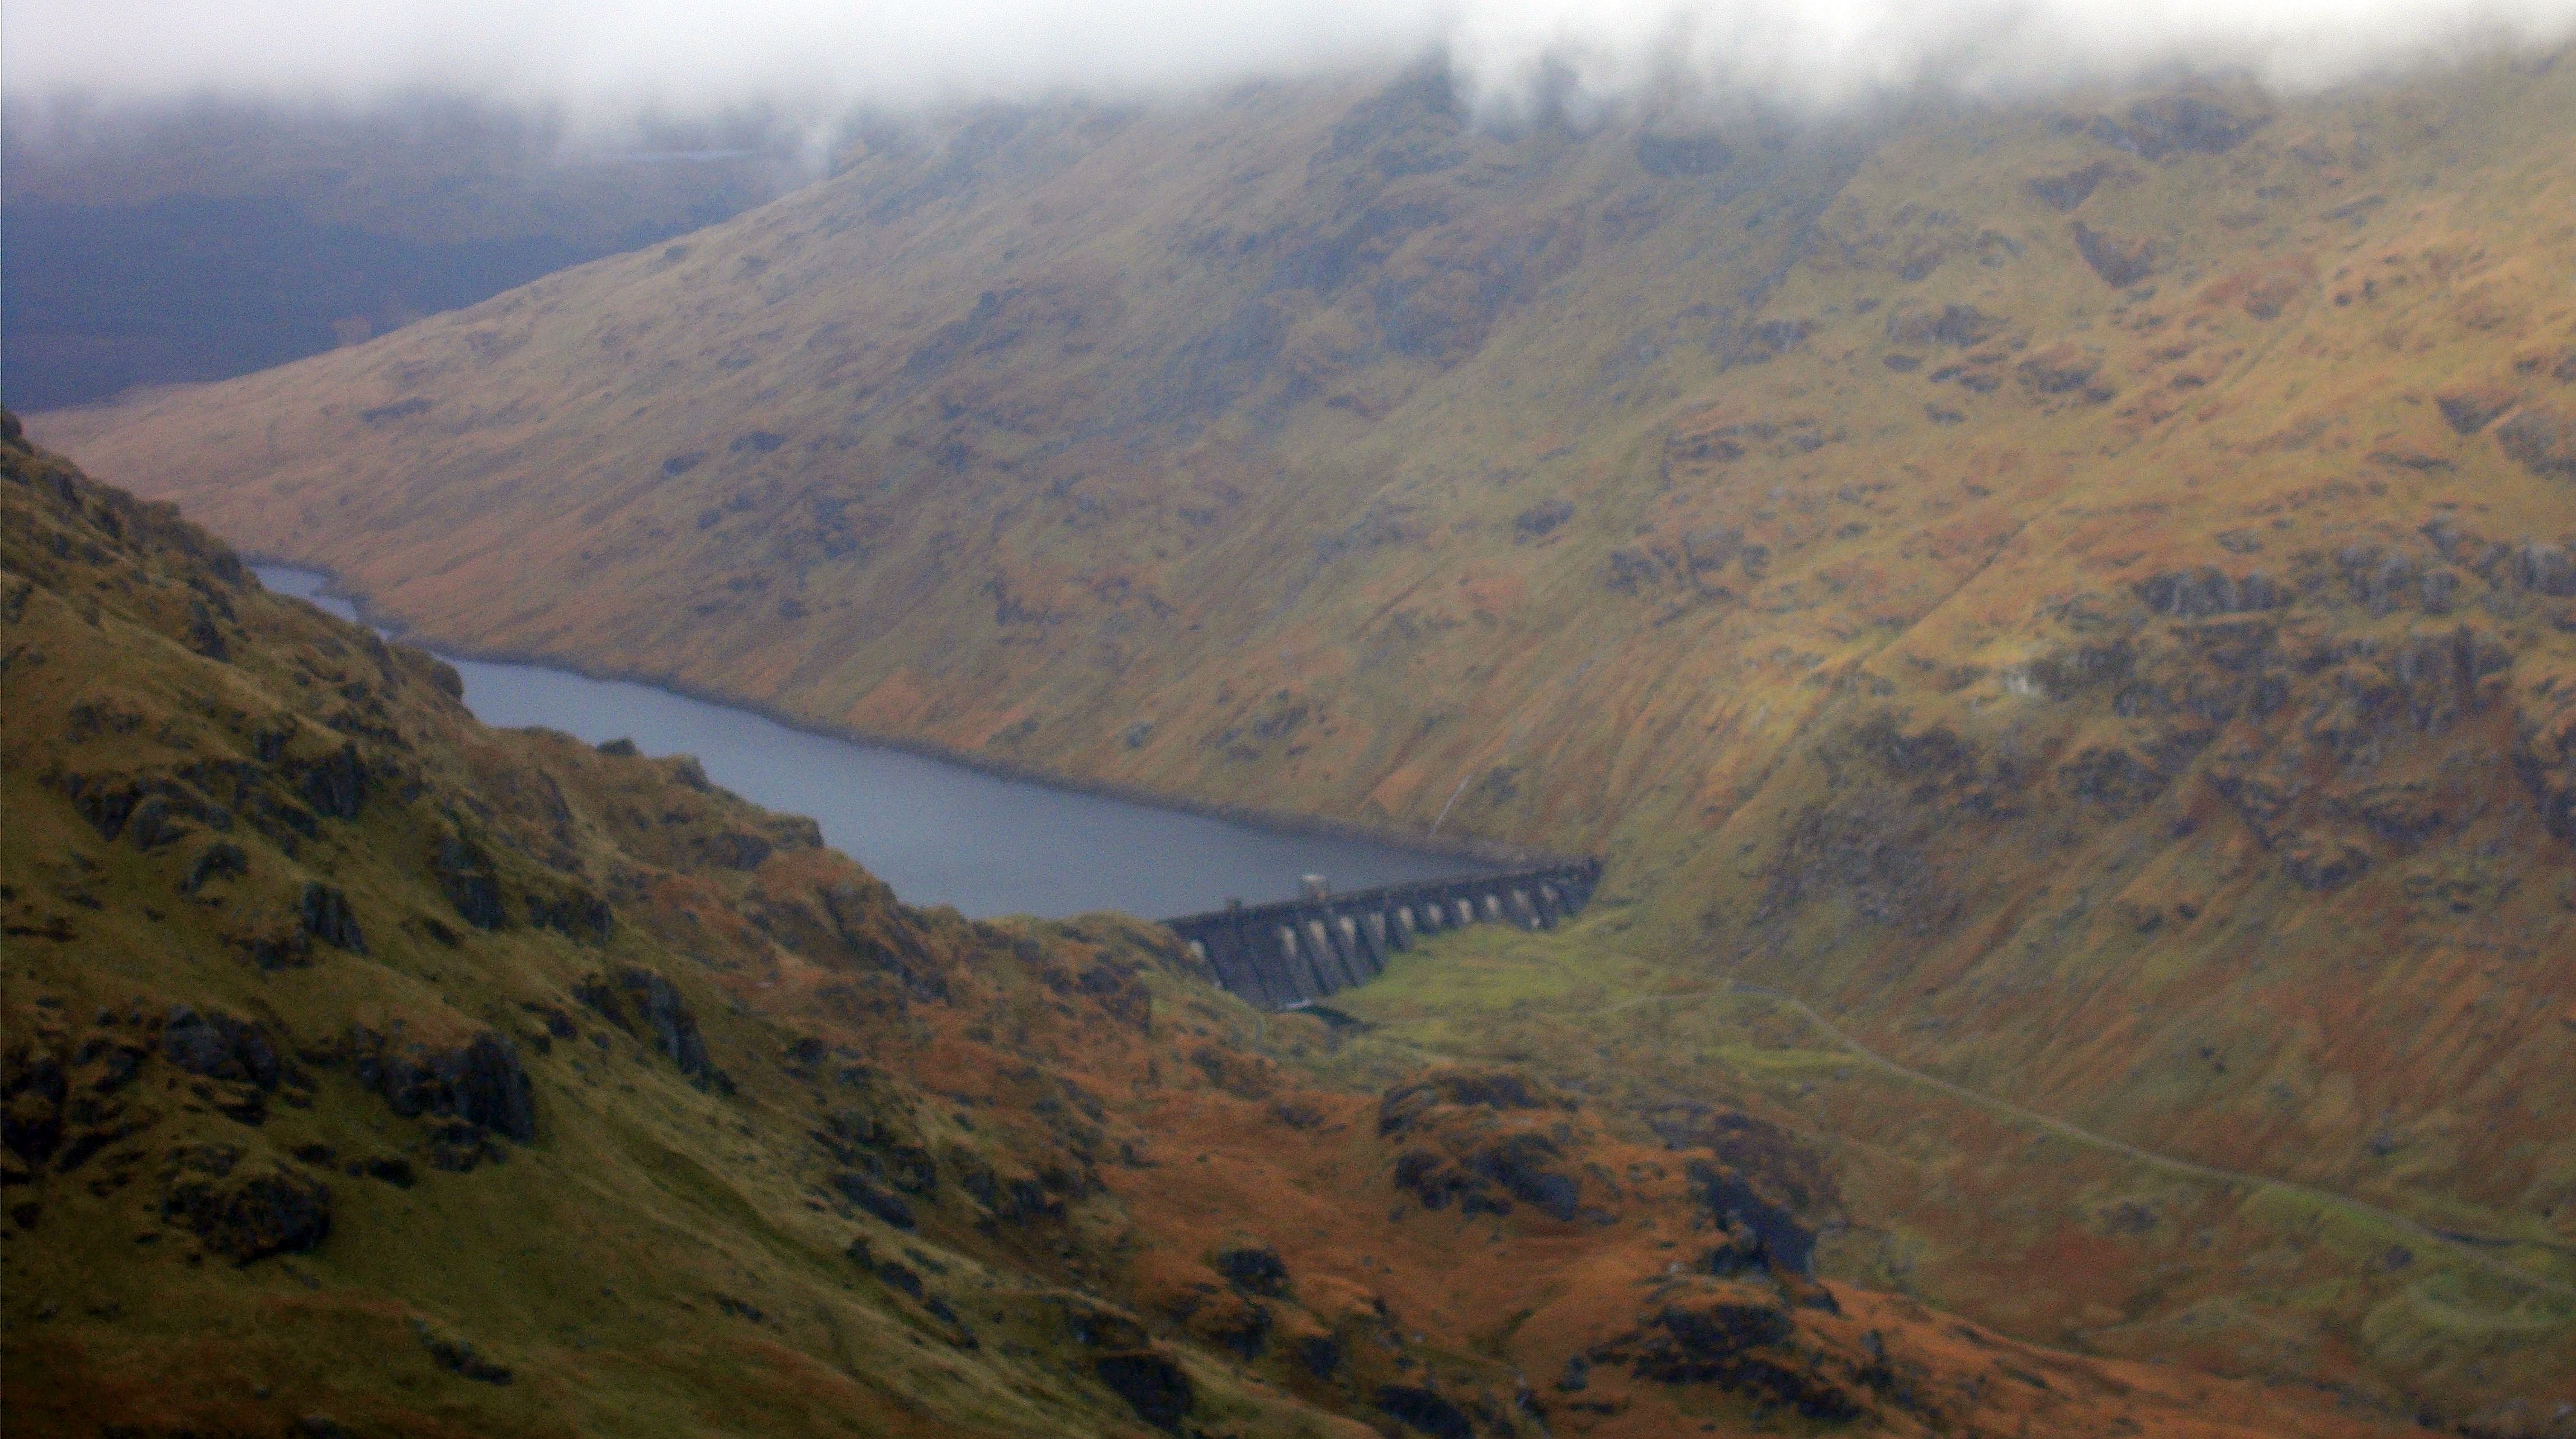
255;566;1494;920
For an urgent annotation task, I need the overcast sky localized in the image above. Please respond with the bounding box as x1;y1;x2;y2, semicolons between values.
7;0;2574;119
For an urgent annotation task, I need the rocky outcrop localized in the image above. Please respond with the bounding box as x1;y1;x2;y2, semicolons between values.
1685;1159;1817;1276
412;1319;515;1384
2090;95;2263;160
431;835;505;929
2496;403;2576;481
162;1161;332;1263
1213;1245;1290;1297
298;882;366;952
1375;1385;1475;1439
2072;221;2156;287
163;1007;286;1090
576;968;732;1094
1093;1351;1193;1431
347;1029;536;1145
2026;160;2114;211
2133;566;2281;617
1588;1286;1863;1421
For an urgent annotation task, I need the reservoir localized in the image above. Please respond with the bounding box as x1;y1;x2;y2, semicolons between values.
255;566;1495;920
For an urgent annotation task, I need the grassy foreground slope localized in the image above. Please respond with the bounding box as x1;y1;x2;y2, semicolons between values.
33;45;2576;1429
4;426;2423;1437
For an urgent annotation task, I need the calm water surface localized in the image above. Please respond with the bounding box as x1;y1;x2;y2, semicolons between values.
256;566;1490;919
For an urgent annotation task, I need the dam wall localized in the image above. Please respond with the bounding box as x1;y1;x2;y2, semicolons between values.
1162;859;1603;1010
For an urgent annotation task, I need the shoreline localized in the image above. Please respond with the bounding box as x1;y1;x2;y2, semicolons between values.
250;558;1559;873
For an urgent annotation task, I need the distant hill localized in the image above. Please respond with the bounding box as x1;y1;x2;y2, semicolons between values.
0;421;2417;1436
1;100;800;409
33;48;2576;1425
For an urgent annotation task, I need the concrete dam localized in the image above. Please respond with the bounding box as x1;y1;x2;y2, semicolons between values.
1162;859;1603;1010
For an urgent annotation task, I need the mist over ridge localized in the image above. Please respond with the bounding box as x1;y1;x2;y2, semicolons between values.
7;0;2576;131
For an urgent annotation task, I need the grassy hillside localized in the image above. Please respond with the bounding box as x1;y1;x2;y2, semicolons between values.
32;47;2576;1429
5;425;2435;1436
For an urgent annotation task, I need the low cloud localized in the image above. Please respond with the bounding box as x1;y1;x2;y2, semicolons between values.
6;0;2573;120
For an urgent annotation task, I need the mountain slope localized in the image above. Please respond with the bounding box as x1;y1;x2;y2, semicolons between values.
1;100;794;409
6;424;2429;1436
32;46;2576;1427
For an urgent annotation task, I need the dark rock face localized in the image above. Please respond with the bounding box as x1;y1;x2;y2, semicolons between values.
2017;347;2101;396
2496;404;2576;481
3;1049;69;1166
1514;499;1574;539
2092;96;2262;160
1635;131;1734;177
163;1007;285;1090
297;882;366;952
577;967;735;1093
162;1165;331;1262
1614;1298;1862;1418
1885;303;1999;349
958;1157;1070;1227
2072;222;2156;288
695;830;774;870
1698;1227;1769;1276
1649;1299;1794;1369
1062;1299;1151;1352
2516;542;2576;598
361;1155;416;1187
1472;1134;1583;1220
432;836;505;929
1191;1294;1272;1358
1377;1069;1552;1134
2059;745;2168;818
125;795;188;849
2437;385;2522;435
1393;1133;1583;1220
413;1320;514;1384
1762;802;1960;938
178;841;248;894
2027;160;2113;211
831;1171;918;1229
1213;1245;1290;1297
1376;1385;1474;1439
815;1107;939;1200
292;743;370;822
349;1029;536;1143
1686;1160;1816;1275
1093;1351;1193;1431
184;599;230;660
2281;832;2372;891
1295;1333;1343;1379
524;887;613;941
2135;566;2279;617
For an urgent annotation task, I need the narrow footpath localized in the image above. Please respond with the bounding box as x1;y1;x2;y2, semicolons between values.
1309;966;2576;1303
